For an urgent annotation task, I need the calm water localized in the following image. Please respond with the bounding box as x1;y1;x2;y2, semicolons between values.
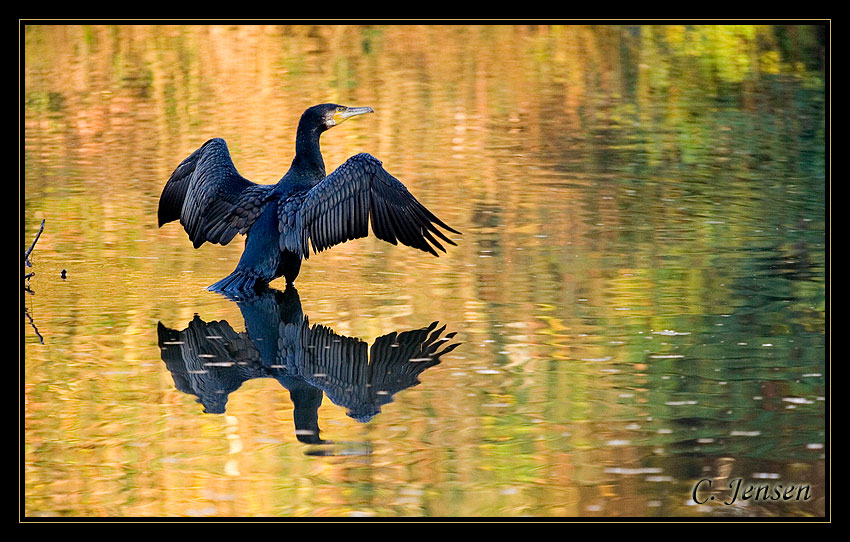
23;25;827;518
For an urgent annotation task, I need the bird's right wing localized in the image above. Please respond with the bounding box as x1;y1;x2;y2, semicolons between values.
158;138;273;248
368;322;460;395
293;320;458;422
286;153;459;259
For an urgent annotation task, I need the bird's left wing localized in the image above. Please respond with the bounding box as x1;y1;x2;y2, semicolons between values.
158;138;273;248
285;153;459;258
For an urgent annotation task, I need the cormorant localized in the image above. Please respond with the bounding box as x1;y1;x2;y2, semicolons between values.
157;286;459;440
158;103;459;293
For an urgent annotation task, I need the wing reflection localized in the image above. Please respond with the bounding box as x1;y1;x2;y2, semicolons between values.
157;287;459;444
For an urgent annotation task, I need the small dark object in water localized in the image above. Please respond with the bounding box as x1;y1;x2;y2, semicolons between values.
60;269;66;279
158;104;459;293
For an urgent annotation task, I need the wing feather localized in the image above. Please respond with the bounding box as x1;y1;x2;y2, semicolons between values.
158;138;273;248
289;153;459;259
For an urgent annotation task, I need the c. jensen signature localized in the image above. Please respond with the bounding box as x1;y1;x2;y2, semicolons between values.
693;478;812;505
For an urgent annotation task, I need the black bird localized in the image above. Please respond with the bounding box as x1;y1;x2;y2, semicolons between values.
157;286;460;442
158;103;459;293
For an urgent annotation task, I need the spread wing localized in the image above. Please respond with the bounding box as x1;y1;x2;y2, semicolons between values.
294;320;459;422
366;321;460;397
286;153;459;258
158;138;273;248
156;317;265;414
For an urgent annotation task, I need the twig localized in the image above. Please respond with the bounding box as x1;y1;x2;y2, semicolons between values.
24;219;46;342
25;219;45;268
25;307;44;344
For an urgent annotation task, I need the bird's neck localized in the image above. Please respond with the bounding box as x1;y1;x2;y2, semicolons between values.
291;122;326;181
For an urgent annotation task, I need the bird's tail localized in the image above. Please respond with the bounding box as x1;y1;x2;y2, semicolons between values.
208;270;264;295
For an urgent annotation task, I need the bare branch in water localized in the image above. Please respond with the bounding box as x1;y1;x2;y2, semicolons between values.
25;219;45;268
25;308;44;344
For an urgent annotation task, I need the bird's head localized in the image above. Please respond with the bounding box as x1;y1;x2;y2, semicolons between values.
304;103;375;132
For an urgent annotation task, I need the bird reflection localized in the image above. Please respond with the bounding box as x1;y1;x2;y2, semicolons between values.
157;287;459;444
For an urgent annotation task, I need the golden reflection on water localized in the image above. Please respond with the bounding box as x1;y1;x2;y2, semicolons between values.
24;24;826;518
